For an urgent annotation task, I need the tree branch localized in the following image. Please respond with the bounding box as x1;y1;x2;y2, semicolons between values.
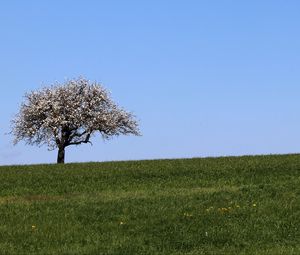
69;130;87;140
67;133;92;146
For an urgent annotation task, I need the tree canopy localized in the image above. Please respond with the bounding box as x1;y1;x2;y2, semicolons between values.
11;77;140;163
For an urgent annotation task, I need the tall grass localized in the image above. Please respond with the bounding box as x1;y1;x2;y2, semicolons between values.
0;154;299;254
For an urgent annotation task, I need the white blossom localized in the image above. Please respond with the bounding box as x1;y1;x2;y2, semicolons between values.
11;77;140;163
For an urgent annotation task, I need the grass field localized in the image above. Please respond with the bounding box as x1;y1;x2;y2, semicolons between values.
0;154;299;254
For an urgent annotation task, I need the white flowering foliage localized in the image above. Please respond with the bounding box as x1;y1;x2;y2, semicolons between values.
11;77;140;162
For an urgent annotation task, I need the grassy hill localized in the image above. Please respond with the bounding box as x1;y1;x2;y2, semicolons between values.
0;154;299;255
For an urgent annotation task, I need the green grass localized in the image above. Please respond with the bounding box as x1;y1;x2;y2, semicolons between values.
0;154;299;255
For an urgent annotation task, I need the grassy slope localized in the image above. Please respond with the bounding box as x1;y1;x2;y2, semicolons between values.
0;154;299;255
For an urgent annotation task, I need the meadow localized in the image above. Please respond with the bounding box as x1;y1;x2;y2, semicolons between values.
0;154;299;254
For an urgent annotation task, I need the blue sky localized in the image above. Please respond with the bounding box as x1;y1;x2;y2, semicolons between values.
1;1;300;165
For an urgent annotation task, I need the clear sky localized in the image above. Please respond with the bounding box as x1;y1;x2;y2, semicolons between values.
1;1;300;165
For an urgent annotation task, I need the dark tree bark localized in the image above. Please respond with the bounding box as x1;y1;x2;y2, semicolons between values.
57;146;65;164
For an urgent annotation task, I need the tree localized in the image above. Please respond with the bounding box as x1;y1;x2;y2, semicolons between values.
11;77;140;163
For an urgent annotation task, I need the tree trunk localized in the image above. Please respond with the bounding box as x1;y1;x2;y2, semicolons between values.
57;146;65;164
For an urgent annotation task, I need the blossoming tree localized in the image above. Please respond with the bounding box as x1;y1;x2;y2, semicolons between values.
11;77;140;163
